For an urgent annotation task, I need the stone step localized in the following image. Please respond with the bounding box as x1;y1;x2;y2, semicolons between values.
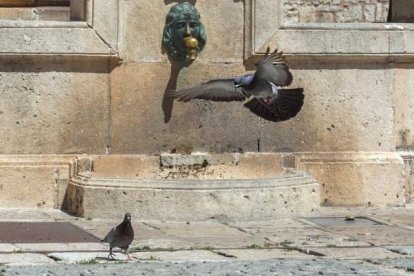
64;172;319;221
64;154;320;221
63;153;320;221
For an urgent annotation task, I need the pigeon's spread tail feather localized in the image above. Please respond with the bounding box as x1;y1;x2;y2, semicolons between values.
244;88;304;122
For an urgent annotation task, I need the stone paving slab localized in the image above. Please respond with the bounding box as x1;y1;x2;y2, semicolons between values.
0;253;55;266
133;238;195;250
72;221;166;241
14;242;107;252
168;236;267;250
1;259;410;276
145;221;250;238
0;244;20;253
132;250;229;262
303;246;404;259
143;221;266;249
48;250;229;263
386;246;414;256
325;225;414;246
0;209;52;222
47;252;127;263
213;248;312;260
227;219;314;235
318;204;414;224
264;227;371;247
375;214;414;230
305;216;382;227
41;209;78;221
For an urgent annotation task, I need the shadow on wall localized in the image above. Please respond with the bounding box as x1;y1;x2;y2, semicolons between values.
162;62;186;123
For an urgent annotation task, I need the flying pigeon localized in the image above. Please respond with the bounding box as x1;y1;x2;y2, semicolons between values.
102;213;134;261
167;47;304;122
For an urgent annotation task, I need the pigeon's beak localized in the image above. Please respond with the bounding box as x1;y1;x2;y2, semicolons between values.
124;214;131;222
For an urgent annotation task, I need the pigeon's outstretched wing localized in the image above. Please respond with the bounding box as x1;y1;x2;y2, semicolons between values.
167;79;247;102
254;47;293;87
102;227;116;244
244;88;304;122
168;48;304;122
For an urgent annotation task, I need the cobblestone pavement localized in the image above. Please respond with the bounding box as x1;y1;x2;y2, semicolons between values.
0;204;414;275
2;259;412;276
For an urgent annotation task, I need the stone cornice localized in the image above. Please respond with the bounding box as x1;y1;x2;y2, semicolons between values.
245;0;414;62
0;0;119;59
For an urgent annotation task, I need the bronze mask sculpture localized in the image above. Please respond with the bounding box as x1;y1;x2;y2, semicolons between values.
162;2;207;63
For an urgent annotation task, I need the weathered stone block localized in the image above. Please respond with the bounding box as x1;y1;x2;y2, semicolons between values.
119;0;243;62
259;62;395;152
395;64;414;149
283;0;390;23
0;156;73;208
89;155;160;179
109;62;260;154
297;152;405;206
0;56;110;154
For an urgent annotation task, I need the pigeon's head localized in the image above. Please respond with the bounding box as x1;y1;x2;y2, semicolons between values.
124;213;132;222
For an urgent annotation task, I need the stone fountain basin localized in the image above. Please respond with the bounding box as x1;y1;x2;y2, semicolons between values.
64;153;320;220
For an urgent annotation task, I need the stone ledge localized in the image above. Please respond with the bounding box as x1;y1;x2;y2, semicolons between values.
71;171;314;190
266;29;412;56
77;153;291;180
248;22;414;61
0;24;113;56
0;1;118;55
283;23;414;31
0;19;84;28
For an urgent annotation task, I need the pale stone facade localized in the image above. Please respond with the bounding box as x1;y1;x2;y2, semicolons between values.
284;0;390;23
0;0;413;219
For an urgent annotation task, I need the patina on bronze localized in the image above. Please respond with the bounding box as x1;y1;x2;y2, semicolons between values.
162;2;206;63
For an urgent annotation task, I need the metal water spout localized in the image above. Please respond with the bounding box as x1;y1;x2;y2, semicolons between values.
183;22;199;61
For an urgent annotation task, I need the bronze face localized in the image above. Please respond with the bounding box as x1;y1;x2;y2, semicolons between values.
162;2;206;63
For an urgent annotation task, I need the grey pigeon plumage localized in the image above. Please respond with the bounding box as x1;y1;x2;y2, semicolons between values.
167;47;304;122
102;213;134;261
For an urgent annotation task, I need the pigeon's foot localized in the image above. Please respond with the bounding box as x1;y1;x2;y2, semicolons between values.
108;253;116;260
126;254;133;261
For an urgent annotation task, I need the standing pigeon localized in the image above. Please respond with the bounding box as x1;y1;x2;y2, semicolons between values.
102;213;134;261
167;47;304;122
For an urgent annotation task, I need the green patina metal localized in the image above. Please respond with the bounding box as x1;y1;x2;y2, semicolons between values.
162;2;206;63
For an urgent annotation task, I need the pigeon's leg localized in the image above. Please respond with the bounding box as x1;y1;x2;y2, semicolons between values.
107;247;116;260
125;248;133;261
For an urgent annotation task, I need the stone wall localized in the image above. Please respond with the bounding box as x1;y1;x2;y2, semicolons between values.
284;0;390;24
0;0;412;208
